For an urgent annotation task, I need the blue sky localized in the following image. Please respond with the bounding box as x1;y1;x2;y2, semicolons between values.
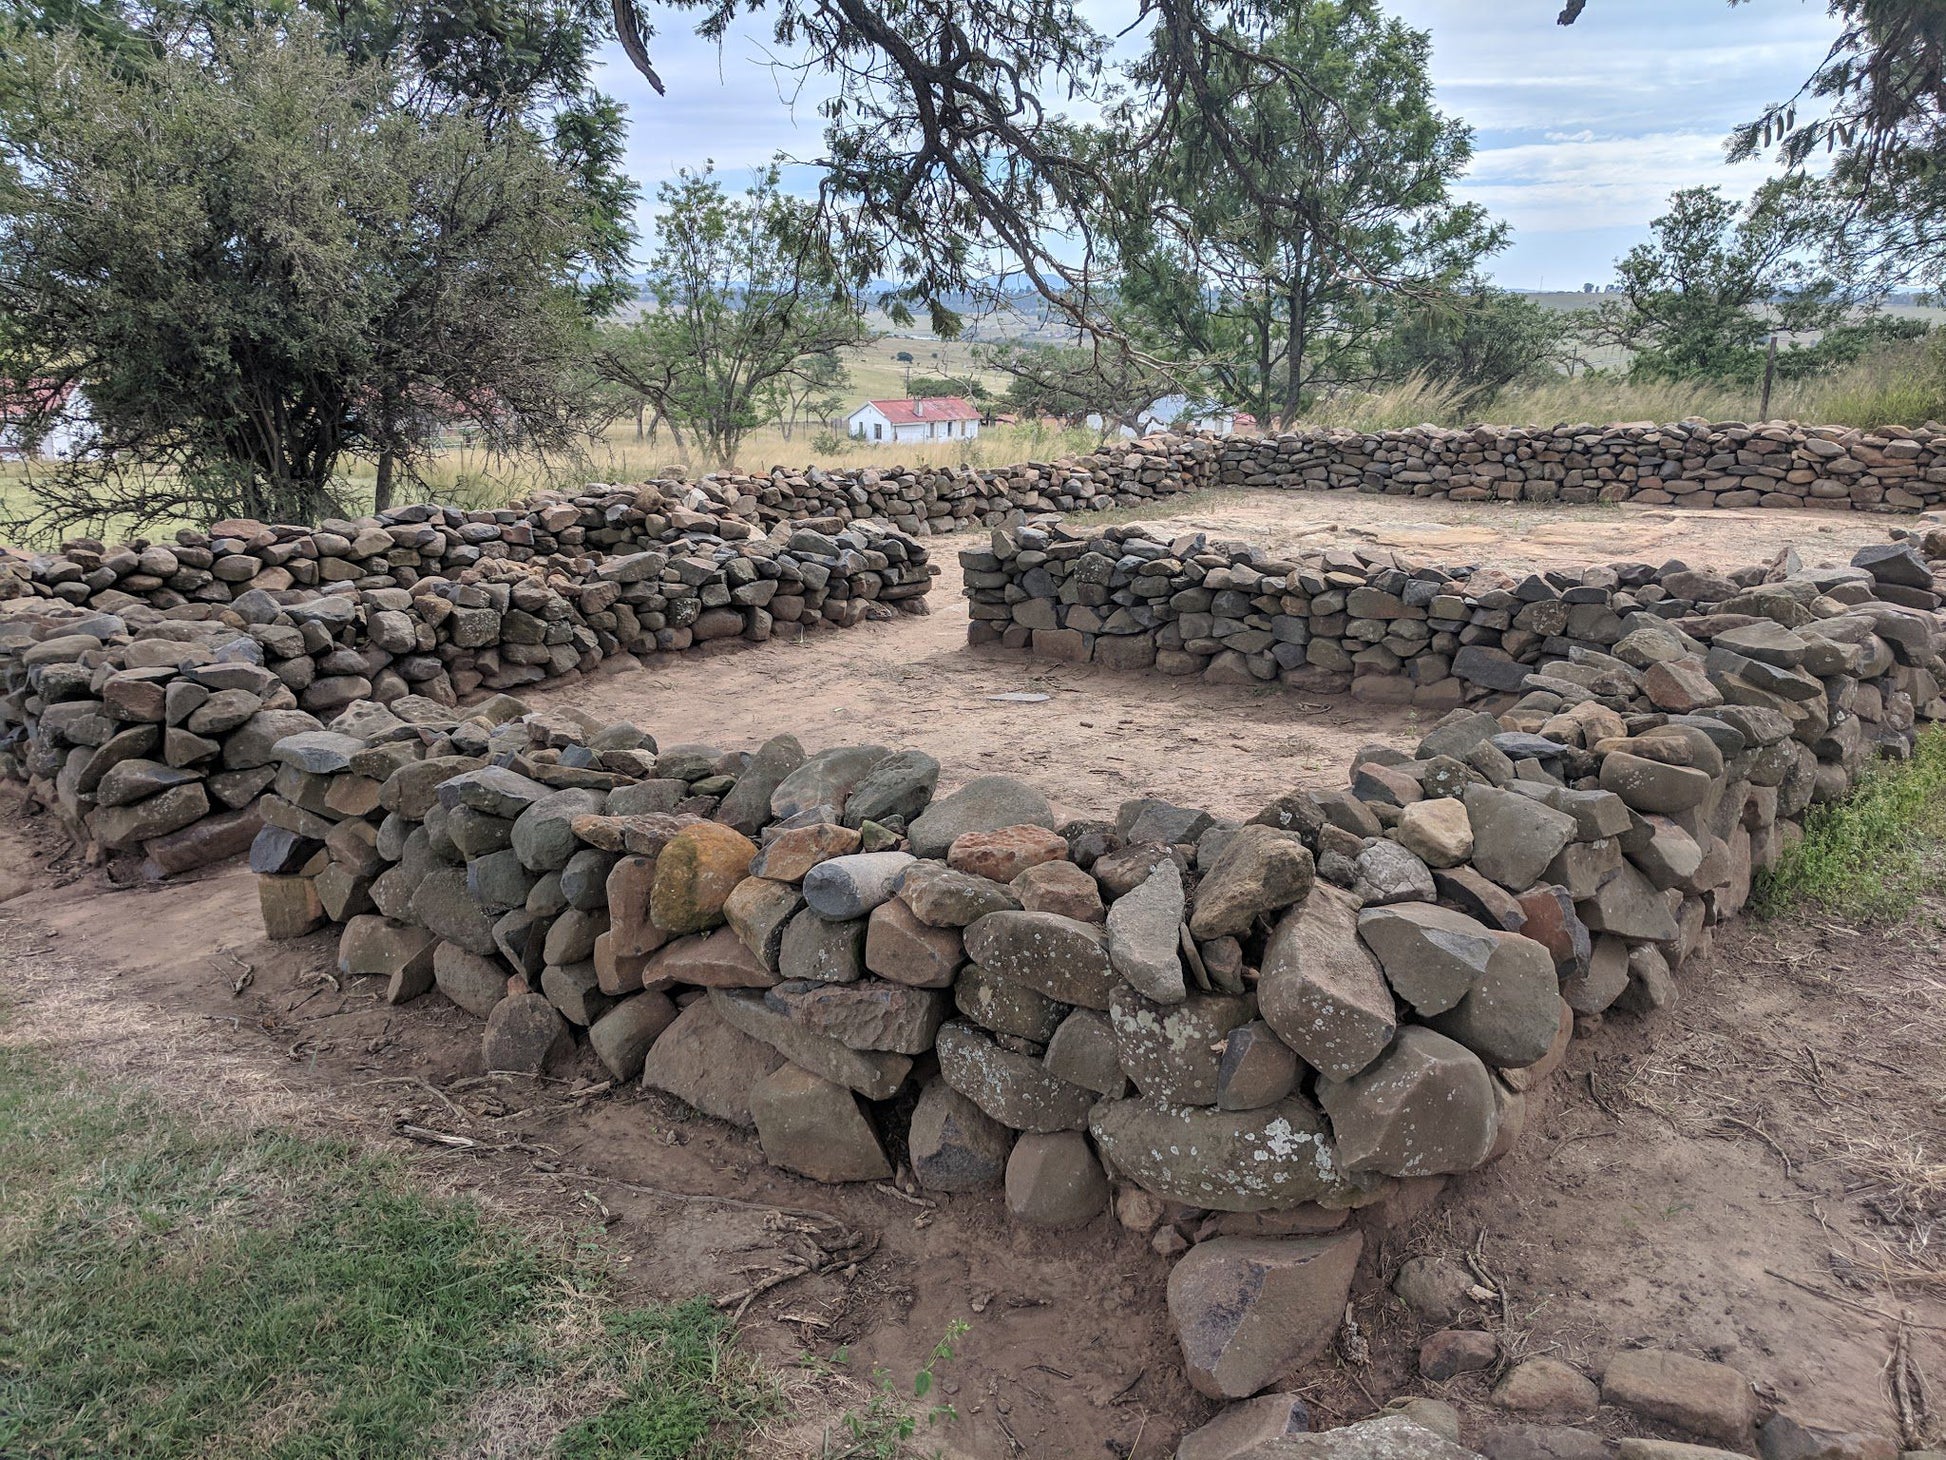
593;0;1842;291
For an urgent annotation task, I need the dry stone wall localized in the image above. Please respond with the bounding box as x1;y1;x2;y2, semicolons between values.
0;501;931;875
215;526;1943;1411
965;516;1946;720
616;419;1946;530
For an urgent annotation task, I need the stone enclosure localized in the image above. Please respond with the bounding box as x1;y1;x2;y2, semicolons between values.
2;423;1944;1454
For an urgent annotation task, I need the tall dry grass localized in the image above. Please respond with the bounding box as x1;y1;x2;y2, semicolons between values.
1304;335;1946;436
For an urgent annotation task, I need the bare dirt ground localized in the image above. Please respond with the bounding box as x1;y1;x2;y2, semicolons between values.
1;493;1940;1455
1124;491;1902;577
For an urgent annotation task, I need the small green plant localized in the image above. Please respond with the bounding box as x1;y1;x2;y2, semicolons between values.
1753;727;1946;921
823;1320;970;1459
812;429;851;455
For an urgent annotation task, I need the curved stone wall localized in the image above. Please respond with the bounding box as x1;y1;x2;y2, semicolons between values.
208;523;1942;1406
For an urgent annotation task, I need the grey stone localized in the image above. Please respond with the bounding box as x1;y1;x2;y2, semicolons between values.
1106;861;1188;1002
935;1020;1095;1131
1190;825;1315;939
801;851;916;919
1464;784;1577;891
908;774;1057;859
1088;1095;1360;1211
964;910;1117;1008
1259;885;1396;1081
1357;903;1500;1015
1318;1026;1499;1177
1167;1232;1364;1399
908;1077;1014;1191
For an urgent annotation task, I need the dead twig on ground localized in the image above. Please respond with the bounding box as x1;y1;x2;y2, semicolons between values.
1717;1115;1797;1178
1763;1268;1946;1333
1892;1310;1938;1449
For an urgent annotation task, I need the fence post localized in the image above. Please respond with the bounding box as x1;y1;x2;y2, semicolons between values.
1759;334;1779;421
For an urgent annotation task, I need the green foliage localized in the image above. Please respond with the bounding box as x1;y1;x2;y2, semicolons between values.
0;18;606;535
1371;283;1570;415
1580;181;1850;384
824;1321;970;1460
596;164;868;467
0;1043;778;1458
1753;728;1946;922
904;375;982;400
1107;0;1504;425
0;0;638;309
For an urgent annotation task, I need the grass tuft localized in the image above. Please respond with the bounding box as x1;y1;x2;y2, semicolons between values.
0;1044;776;1459
1751;727;1946;922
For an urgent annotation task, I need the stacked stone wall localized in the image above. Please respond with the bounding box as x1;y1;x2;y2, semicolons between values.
965;516;1946;718
0;505;931;874
203;526;1945;1406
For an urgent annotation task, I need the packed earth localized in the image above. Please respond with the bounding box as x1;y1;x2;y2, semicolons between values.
1;433;1943;1460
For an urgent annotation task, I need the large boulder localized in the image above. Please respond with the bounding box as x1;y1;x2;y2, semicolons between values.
709;989;910;1099
761;977;948;1054
1109;987;1253;1106
1190;825;1315;939
908;774;1056;859
638;998;784;1127
1357;903;1501;1015
908;1077;1014;1191
1424;931;1563;1069
963;910;1117;1008
1317;1027;1499;1177
1113;868;1183;1004
749;1064;892;1183
1088;1096;1360;1211
934;1021;1095;1131
1258;886;1396;1081
1463;785;1576;892
1167;1232;1364;1398
1004;1131;1109;1228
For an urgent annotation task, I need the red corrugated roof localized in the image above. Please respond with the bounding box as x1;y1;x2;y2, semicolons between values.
860;397;981;425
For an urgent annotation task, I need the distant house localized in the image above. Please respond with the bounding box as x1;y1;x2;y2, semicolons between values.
1086;394;1252;439
846;396;982;445
0;380;89;461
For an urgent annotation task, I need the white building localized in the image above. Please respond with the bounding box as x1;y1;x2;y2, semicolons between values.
0;381;89;460
1083;394;1256;439
846;396;982;446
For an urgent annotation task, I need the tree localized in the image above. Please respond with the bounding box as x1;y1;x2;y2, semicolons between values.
1582;181;1847;382
595;165;868;467
760;351;851;441
3;0;639;312
0;20;602;534
905;374;983;400
1371;284;1570;414
984;339;1180;437
1104;0;1504;426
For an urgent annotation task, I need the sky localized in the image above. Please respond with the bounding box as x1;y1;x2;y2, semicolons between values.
592;0;1844;292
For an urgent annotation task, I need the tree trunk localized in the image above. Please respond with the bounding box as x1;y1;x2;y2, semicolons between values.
635;402;645;441
374;448;395;513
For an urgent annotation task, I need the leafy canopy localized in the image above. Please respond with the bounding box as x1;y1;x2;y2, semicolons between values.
594;165;868;467
0;18;605;535
1104;0;1504;425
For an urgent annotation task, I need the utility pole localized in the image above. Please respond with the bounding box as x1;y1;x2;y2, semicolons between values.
1759;334;1779;421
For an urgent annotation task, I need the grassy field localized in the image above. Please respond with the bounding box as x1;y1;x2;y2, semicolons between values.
0;1037;787;1459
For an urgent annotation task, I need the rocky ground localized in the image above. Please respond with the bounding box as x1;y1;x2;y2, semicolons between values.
0;493;1940;1458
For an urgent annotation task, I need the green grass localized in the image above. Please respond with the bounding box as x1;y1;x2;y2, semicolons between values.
1752;728;1946;923
0;1042;777;1459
